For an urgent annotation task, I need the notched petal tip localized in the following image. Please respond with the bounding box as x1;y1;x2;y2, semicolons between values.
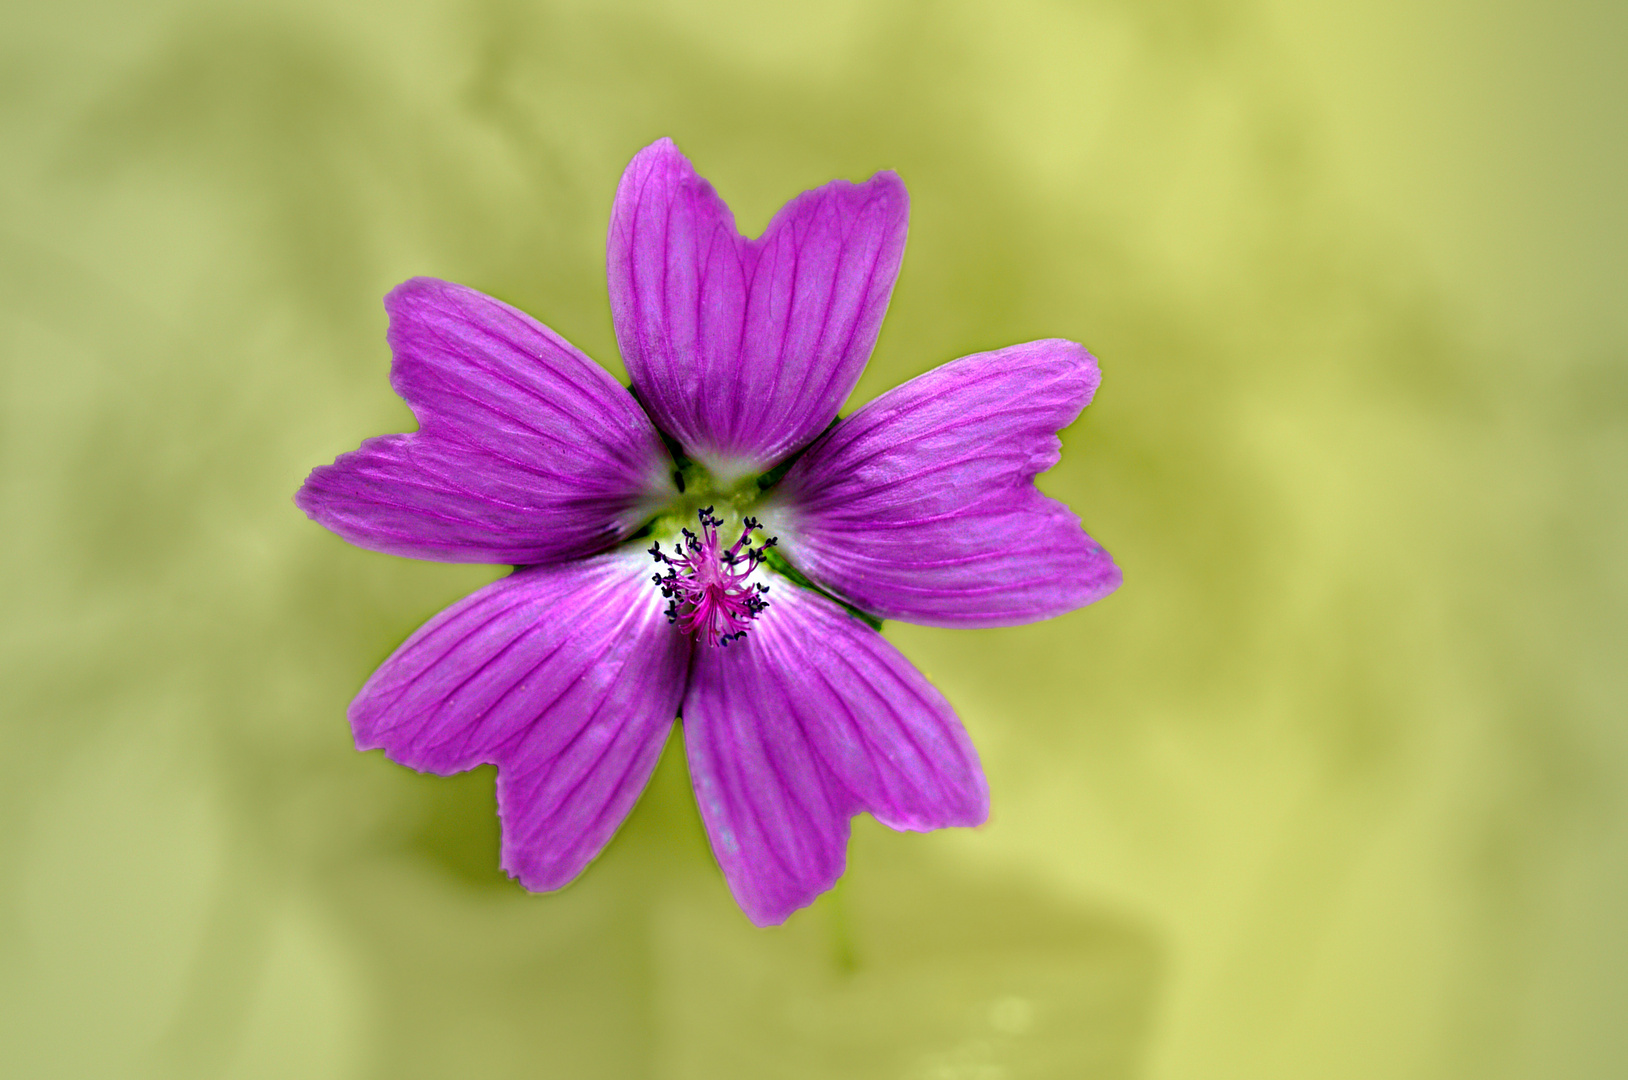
763;338;1118;627
682;582;987;926
295;278;676;565
348;555;690;892
607;138;912;474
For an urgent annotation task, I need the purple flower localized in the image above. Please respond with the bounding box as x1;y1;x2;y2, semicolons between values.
296;138;1120;926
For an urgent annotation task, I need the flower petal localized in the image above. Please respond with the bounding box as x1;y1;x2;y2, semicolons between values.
760;340;1121;627
682;578;986;926
607;138;908;481
297;278;676;564
351;552;690;891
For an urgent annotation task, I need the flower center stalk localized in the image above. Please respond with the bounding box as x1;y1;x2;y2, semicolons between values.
648;507;776;646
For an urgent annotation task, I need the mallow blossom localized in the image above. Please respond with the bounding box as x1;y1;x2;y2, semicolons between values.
296;138;1120;925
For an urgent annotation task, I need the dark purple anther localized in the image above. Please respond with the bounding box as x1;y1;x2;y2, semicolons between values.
649;508;773;646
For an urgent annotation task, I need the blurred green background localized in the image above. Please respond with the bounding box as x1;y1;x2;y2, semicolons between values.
2;0;1623;1076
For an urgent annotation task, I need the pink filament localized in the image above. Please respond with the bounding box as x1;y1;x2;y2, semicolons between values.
649;508;774;646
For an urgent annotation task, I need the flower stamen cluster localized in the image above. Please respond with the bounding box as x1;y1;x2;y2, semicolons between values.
649;508;776;646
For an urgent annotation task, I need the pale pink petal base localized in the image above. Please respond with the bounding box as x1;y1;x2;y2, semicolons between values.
351;553;691;891
683;577;987;926
761;340;1121;627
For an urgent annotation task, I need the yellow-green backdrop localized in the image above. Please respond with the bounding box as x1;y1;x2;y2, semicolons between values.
2;1;1622;1077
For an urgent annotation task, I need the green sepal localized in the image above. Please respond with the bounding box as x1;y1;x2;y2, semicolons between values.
761;546;884;631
